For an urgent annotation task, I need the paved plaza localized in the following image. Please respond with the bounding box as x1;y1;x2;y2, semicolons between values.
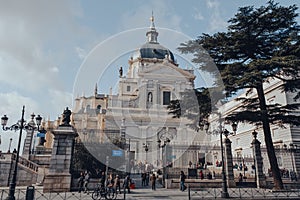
1;184;300;200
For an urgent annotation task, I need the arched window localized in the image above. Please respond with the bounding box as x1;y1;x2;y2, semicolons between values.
96;105;101;114
85;105;91;113
147;92;153;103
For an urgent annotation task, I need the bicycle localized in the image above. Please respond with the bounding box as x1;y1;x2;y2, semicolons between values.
92;183;117;200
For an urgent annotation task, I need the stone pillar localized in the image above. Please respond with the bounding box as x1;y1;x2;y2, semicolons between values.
43;108;77;192
224;137;235;187
251;131;266;188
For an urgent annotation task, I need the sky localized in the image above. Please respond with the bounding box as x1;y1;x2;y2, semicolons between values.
0;0;299;151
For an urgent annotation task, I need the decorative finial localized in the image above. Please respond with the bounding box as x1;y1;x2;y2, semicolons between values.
150;11;154;22
150;11;155;29
94;83;98;96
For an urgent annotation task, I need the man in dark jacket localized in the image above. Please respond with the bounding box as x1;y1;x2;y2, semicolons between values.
123;175;131;193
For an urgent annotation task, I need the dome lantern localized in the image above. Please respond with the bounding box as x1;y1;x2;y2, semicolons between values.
146;12;158;43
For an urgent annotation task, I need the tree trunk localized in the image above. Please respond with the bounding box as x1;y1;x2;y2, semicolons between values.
256;84;284;190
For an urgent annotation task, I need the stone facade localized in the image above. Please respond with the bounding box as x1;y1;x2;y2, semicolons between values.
43;126;77;192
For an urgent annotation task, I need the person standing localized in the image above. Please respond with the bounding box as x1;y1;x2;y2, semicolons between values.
83;171;90;194
238;173;243;182
100;171;106;188
77;172;84;193
142;173;147;187
199;170;204;179
179;171;186;191
150;173;157;190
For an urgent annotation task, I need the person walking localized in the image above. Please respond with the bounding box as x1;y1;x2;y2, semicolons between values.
150;173;157;190
114;175;121;194
123;175;131;194
77;172;84;193
83;171;90;194
179;171;186;191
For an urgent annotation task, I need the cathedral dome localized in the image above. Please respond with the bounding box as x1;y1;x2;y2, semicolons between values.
135;42;175;62
132;14;175;63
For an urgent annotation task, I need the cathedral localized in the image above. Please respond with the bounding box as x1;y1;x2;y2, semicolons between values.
72;16;207;172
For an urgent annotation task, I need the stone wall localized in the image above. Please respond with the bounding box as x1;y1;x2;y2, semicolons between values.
0;153;38;187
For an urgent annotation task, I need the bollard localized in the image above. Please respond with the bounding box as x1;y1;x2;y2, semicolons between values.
188;184;190;200
123;187;126;200
26;186;35;200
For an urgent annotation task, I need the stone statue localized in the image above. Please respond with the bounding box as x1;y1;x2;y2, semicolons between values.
61;107;72;126
119;66;123;77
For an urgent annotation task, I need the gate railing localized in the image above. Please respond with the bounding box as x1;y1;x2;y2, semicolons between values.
188;185;300;199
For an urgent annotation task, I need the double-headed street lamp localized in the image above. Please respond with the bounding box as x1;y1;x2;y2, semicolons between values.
200;117;237;199
143;143;149;152
283;143;298;181
157;136;171;188
1;106;42;200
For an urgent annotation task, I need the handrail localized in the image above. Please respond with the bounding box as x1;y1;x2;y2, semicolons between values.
11;153;38;172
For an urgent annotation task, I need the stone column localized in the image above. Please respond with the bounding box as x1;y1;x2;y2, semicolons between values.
43;108;78;192
251;131;266;188
224;137;235;187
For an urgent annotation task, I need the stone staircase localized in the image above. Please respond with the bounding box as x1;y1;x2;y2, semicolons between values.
7;153;39;185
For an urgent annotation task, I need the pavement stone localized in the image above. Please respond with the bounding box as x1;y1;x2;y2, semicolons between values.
1;185;300;200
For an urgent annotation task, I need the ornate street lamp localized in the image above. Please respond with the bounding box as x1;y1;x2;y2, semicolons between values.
157;137;170;188
201;117;237;199
1;106;42;200
283;143;298;181
143;143;149;152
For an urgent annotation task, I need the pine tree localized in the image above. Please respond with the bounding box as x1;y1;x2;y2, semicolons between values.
177;1;300;190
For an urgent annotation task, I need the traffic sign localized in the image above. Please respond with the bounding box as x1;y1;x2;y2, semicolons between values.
112;150;123;157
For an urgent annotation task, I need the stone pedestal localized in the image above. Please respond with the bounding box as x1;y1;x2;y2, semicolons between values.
43;126;77;192
251;131;266;188
224;138;235;187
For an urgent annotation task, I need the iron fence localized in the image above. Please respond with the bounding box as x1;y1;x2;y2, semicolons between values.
0;188;127;200
188;186;300;199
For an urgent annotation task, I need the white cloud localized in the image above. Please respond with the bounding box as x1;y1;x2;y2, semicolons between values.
206;0;227;32
0;0;86;92
120;0;182;32
194;8;204;21
75;47;87;60
50;66;59;73
0;92;39;120
48;89;73;116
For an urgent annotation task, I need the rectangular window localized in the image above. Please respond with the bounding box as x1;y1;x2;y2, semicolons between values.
127;85;131;92
163;91;171;105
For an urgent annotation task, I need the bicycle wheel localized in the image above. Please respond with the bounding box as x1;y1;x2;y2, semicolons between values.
92;190;101;200
105;189;117;200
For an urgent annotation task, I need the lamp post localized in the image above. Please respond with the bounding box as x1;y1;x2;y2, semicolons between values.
1;106;42;200
157;137;170;187
201;116;237;199
143;143;149;153
283;143;298;181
